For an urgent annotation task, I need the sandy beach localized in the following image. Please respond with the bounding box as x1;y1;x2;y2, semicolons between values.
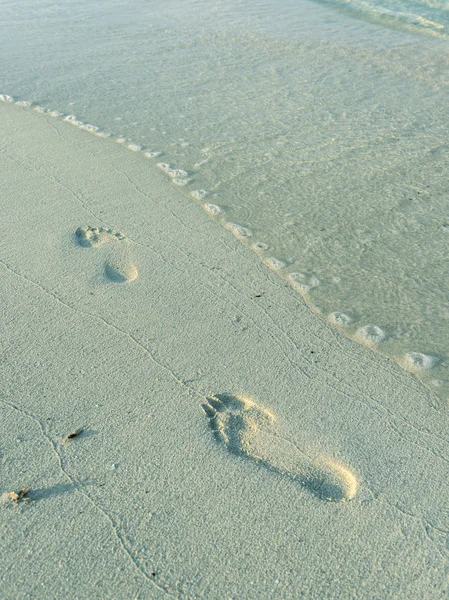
1;101;449;598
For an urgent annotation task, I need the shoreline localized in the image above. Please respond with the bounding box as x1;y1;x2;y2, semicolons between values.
1;101;449;598
1;94;445;403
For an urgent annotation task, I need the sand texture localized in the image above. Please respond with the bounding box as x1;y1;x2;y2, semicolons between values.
1;102;449;599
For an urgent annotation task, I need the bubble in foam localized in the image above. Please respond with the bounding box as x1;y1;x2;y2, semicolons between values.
224;222;252;240
78;123;99;133
329;312;352;326
0;94;13;103
190;190;208;201
167;168;188;179
288;272;320;293
15;100;32;107
203;203;224;216
172;178;191;186
48;110;63;117
157;162;171;173
64;115;84;127
356;324;386;345
265;257;287;271
34;106;47;114
144;151;162;159
404;352;440;371
127;143;142;152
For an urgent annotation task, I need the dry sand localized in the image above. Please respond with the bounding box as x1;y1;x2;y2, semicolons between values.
1;101;449;598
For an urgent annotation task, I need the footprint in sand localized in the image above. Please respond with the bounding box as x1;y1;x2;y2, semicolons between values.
202;393;357;502
75;226;138;283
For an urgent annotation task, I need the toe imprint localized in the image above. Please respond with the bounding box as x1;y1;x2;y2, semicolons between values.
75;225;125;248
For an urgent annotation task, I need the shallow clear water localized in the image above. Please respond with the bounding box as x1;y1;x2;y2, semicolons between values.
1;0;449;400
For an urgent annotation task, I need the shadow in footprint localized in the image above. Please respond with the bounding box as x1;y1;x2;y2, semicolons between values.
202;393;357;502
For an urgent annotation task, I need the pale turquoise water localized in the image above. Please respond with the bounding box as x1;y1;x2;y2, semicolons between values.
1;0;449;400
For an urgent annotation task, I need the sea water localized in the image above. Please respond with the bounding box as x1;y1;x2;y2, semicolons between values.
1;0;449;400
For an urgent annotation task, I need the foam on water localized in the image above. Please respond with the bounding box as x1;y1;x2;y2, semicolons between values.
329;312;353;326
356;324;387;346
224;222;252;241
167;168;188;179
79;123;99;133
403;352;441;372
190;190;208;201
288;273;320;294
203;203;224;216
264;257;287;271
